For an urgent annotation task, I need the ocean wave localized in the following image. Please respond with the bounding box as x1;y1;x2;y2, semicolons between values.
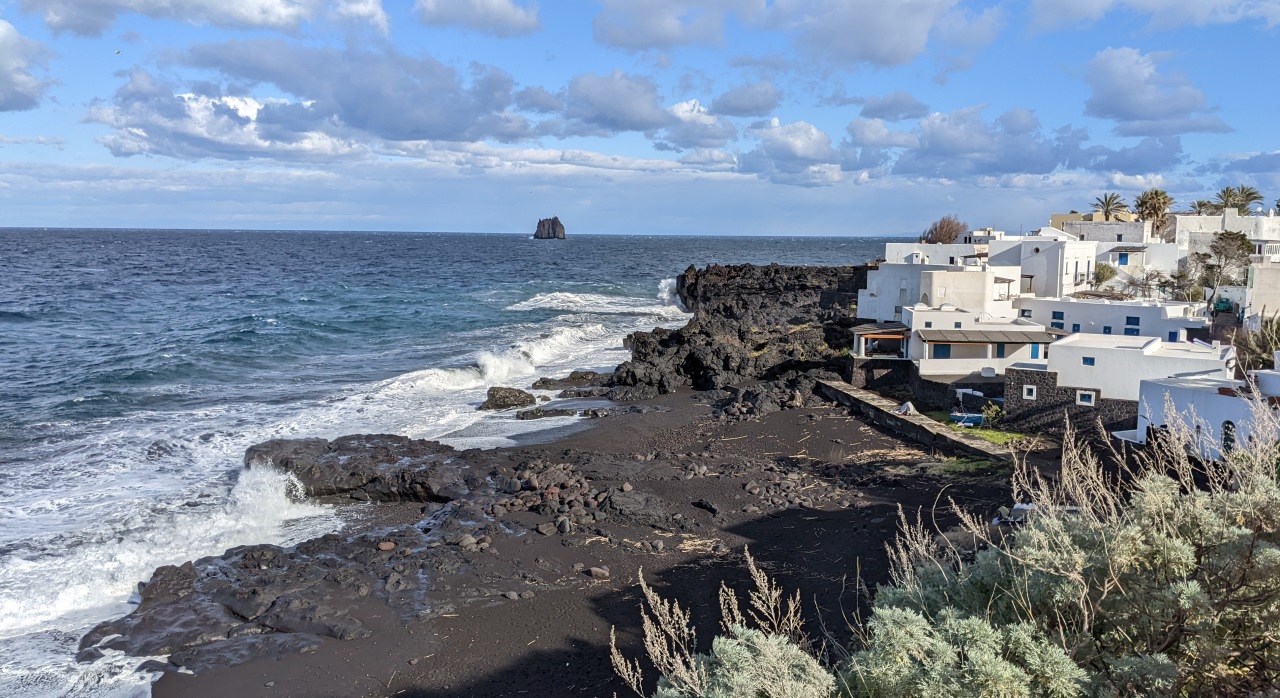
0;310;35;322
506;291;688;319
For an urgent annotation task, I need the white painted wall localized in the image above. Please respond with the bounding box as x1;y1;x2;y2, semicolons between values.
1136;378;1258;460
858;263;954;322
1046;335;1234;401
1064;220;1153;244
883;243;983;266
903;306;1048;375
1013;297;1207;339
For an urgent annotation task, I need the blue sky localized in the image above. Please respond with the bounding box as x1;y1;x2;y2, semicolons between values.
1;0;1278;235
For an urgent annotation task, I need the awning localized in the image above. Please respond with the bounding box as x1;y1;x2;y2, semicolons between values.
995;277;1016;284
917;328;1059;344
1110;245;1148;253
852;322;908;335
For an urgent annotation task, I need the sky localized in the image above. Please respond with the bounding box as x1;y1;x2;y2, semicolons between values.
1;1;1279;235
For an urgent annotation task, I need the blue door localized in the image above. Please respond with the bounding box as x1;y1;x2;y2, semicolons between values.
933;344;951;359
1031;344;1041;359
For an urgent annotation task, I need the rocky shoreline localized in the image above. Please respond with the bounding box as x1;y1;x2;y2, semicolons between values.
79;263;1011;697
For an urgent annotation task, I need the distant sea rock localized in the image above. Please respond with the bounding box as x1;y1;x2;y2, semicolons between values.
534;217;566;239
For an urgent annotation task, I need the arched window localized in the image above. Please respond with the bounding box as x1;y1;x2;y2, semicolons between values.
920;293;930;305
1222;421;1237;454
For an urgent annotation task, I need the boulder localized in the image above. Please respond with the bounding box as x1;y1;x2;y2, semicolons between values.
480;387;537;411
515;408;578;420
244;435;465;502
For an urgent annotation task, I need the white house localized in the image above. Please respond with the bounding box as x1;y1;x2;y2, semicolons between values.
1245;257;1280;330
1037;334;1235;402
1062;220;1155;245
987;237;1097;298
1128;364;1280;460
882;242;984;266
902;305;1053;377
1013;296;1208;341
1174;209;1280;259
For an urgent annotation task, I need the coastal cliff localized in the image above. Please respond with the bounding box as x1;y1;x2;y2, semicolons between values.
612;263;865;397
533;216;566;239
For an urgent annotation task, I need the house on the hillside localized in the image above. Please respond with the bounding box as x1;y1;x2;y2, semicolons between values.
1013;296;1207;341
1002;335;1236;433
1120;360;1280;460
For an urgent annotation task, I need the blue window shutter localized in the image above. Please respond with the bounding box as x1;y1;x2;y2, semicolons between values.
1072;323;1080;332
1103;326;1112;335
934;344;951;359
1168;331;1178;342
1031;344;1041;359
1118;253;1129;265
1124;327;1140;336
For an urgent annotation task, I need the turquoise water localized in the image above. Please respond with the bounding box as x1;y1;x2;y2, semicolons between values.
0;229;891;696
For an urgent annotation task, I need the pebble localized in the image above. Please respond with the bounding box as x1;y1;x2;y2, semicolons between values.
377;541;396;551
589;566;610;580
519;590;535;599
265;682;275;688
621;482;633;492
536;523;556;536
651;540;664;552
408;658;420;666
503;591;519;600
556;518;571;533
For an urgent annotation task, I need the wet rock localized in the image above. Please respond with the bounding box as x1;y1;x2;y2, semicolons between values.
515;407;578;420
244;435;465;503
479;387;537;411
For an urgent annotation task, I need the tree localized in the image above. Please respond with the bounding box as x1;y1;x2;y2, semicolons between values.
1186;199;1217;215
1134;188;1174;240
1213;185;1265;215
1162;268;1205;302
1197;230;1254;310
1093;262;1117;287
921;215;967;244
1122;266;1166;298
1091;192;1128;221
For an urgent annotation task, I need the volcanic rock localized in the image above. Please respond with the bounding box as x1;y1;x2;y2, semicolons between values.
533;216;566;240
480;387;537;411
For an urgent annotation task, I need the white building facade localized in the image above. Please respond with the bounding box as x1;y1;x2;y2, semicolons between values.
1040;334;1235;401
1013;297;1208;341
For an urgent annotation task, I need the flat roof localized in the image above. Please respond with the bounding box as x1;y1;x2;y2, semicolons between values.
918;328;1059;344
1052;333;1232;359
1109;245;1149;253
852;322;908;335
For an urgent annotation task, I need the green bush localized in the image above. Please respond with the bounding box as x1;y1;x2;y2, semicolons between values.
613;400;1280;697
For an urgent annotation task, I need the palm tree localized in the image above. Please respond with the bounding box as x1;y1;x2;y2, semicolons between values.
1186;200;1216;215
1212;185;1266;215
1092;192;1128;221
1135;188;1174;242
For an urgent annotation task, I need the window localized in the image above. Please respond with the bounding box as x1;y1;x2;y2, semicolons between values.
1168;331;1178;342
1223;421;1237;453
924;321;932;328
1031;344;1041;359
1020;309;1032;318
1076;390;1096;406
1082;357;1096;366
1052;311;1064;320
1126;316;1140;326
1116;234;1123;242
954;321;962;329
1072;323;1081;333
1103;326;1113;335
1022;385;1037;400
933;344;951;359
949;257;956;265
1118;252;1130;265
1123;327;1139;336
1051;322;1065;330
995;343;1006;359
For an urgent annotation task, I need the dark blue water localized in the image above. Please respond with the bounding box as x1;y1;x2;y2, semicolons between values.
0;229;891;697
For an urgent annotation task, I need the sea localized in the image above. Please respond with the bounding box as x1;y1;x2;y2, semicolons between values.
0;229;892;697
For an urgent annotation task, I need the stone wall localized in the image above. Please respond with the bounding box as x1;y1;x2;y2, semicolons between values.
846;357;911;390
1002;367;1137;434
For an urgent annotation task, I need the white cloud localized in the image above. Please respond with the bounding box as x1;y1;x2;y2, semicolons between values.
0;20;49;112
762;0;960;66
415;0;539;36
592;0;760;50
334;0;388;33
710;81;780;117
739;118;844;186
562;71;673;135
660;99;736;149
846;118;918;149
88;70;367;160
18;0;345;36
1031;0;1280;29
858;91;929;121
1084;47;1231;136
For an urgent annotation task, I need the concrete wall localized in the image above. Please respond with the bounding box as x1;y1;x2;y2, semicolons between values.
1137;381;1254;460
1002;367;1138;434
883;243;982;265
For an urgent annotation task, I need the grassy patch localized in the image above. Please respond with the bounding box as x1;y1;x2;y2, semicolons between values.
927;457;999;476
920;411;1032;445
